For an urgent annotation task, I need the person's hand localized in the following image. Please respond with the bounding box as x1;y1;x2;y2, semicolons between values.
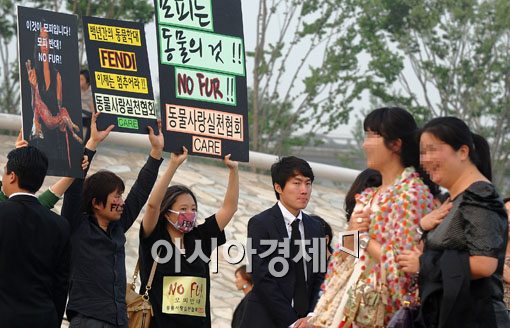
420;200;453;231
348;206;371;233
170;146;188;167
148;119;164;160
397;246;422;274
87;111;114;151
26;60;37;88
56;71;62;106
15;129;28;148
223;154;238;170
294;316;314;328
81;155;89;171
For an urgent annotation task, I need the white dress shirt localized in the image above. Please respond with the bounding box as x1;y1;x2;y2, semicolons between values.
9;192;37;199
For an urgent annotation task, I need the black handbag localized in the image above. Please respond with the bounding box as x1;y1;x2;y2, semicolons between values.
387;301;419;328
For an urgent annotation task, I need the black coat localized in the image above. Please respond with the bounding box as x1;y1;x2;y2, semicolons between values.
417;249;510;328
232;293;249;328
0;195;70;328
241;204;326;328
417;249;471;328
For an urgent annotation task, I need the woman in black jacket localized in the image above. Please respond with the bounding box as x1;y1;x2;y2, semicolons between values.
398;117;510;327
231;265;253;328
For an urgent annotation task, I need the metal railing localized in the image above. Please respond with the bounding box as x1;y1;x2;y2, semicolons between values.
0;113;360;183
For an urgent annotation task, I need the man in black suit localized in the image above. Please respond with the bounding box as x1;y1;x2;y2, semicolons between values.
242;156;326;328
0;146;70;327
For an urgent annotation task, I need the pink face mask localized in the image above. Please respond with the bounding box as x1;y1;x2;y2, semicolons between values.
167;210;197;233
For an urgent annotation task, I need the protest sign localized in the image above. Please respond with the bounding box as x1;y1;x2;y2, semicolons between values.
162;276;207;317
154;0;249;161
83;16;157;134
18;6;83;178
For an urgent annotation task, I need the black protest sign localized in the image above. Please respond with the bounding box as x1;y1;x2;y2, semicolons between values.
18;6;83;178
154;0;249;161
83;16;157;134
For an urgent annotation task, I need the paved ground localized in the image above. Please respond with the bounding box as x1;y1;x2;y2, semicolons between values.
0;134;348;327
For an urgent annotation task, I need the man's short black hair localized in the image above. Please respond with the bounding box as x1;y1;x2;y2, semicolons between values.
270;156;314;200
6;146;48;193
80;69;90;85
82;170;125;214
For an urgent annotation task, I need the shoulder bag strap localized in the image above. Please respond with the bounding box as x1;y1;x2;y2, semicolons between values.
142;250;161;300
129;258;141;290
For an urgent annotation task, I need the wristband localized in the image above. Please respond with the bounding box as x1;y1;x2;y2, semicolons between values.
48;186;63;199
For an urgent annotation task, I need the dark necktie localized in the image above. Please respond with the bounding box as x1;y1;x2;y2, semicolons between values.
290;218;308;317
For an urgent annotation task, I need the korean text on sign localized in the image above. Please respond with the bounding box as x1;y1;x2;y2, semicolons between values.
95;94;156;119
165;104;243;141
95;72;148;94
159;26;245;76
157;0;213;31
88;23;141;46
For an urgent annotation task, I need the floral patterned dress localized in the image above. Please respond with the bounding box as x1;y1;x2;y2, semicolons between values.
503;257;510;310
336;167;434;325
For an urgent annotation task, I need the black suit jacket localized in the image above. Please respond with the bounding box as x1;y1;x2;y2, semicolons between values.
0;195;70;328
241;204;326;328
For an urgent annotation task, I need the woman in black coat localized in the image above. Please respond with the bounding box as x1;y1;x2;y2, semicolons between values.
232;265;253;328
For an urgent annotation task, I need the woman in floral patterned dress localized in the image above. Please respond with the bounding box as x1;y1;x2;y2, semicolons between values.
311;107;435;327
503;198;510;312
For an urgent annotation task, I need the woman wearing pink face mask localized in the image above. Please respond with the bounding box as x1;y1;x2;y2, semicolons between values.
138;147;239;328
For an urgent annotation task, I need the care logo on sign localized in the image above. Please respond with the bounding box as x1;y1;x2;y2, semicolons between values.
192;136;221;156
117;117;139;129
162;276;207;317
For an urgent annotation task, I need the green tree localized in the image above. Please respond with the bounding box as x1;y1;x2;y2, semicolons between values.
344;0;510;189
250;0;373;154
0;0;22;114
247;87;317;154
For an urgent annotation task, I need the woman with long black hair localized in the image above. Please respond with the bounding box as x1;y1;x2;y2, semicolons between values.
398;117;510;327
311;107;435;327
138;148;239;327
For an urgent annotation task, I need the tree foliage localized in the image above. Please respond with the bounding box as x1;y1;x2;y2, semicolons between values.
251;0;509;190
250;0;373;154
0;0;22;114
344;0;510;189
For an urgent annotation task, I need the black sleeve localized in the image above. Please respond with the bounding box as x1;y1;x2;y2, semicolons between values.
463;204;506;258
248;215;297;326
120;155;163;232
194;215;226;257
52;222;71;324
61;148;96;232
